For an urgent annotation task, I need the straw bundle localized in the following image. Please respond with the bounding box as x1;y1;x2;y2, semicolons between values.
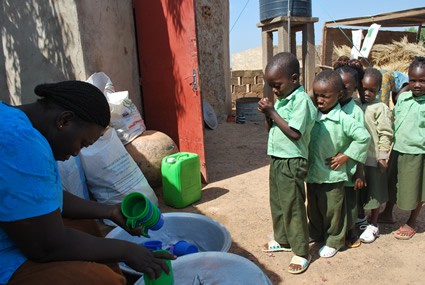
333;37;425;73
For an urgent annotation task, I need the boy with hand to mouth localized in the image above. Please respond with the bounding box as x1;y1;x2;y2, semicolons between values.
258;52;316;274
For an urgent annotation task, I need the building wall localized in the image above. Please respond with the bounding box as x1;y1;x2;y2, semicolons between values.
0;0;141;111
195;0;231;121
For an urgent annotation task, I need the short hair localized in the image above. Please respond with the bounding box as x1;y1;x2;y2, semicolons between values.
314;70;344;91
265;52;300;76
408;56;425;73
335;65;359;88
35;80;110;128
363;67;383;88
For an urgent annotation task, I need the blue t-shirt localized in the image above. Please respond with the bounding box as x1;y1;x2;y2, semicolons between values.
0;102;62;284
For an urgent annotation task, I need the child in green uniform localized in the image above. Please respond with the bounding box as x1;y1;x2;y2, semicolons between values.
307;70;370;258
335;66;367;248
358;68;393;243
258;52;317;274
391;57;425;240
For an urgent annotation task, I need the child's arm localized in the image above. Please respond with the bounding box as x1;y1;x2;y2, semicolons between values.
258;98;301;140
375;104;393;173
340;115;371;165
326;153;349;170
353;163;367;190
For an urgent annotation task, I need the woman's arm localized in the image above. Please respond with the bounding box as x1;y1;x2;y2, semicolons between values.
0;209;175;278
62;191;143;236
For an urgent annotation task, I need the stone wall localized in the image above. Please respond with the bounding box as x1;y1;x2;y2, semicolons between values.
230;69;264;110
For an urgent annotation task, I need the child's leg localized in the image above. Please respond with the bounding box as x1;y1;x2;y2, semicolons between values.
269;158;289;247
345;186;360;247
360;166;388;243
394;153;424;239
379;150;399;223
307;183;324;242
363;165;389;224
396;153;424;216
323;182;346;249
345;186;358;231
281;158;309;256
271;158;309;256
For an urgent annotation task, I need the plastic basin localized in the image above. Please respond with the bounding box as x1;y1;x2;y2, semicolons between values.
105;212;232;275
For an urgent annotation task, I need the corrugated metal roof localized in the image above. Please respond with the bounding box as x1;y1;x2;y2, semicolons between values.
324;7;425;28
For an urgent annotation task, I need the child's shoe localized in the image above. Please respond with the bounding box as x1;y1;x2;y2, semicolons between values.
355;216;368;227
359;224;379;243
319;245;340;258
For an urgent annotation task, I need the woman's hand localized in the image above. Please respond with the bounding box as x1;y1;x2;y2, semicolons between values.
124;246;176;279
108;204;145;236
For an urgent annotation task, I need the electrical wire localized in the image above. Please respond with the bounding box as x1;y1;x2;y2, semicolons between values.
230;0;251;33
316;0;372;66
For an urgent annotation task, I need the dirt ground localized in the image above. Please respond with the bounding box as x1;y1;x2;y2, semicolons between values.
154;120;425;285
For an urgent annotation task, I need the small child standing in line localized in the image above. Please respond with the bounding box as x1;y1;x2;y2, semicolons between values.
258;52;317;274
391;57;425;240
335;66;367;248
357;68;393;243
307;70;370;258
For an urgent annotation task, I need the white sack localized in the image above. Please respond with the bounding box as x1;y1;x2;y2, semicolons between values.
57;155;90;200
79;127;158;207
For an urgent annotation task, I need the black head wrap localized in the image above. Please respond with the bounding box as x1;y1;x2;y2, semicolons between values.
34;80;110;128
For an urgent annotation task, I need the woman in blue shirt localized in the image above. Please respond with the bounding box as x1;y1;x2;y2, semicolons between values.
0;81;174;285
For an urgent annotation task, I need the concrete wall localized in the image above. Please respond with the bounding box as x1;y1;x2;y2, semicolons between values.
0;0;141;111
195;0;231;121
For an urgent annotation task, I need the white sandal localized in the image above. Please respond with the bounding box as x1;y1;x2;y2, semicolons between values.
319;245;339;258
261;240;292;253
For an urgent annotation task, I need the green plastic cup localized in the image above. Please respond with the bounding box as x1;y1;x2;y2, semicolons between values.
121;192;153;229
143;205;160;228
143;250;174;285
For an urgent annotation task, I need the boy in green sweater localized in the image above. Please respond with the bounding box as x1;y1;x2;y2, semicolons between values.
307;70;370;258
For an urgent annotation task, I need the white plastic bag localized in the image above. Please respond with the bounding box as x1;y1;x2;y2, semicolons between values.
57;155;90;200
107;90;146;144
79;127;158;207
86;72;146;144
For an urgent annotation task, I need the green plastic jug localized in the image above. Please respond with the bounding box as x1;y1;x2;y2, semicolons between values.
161;152;201;208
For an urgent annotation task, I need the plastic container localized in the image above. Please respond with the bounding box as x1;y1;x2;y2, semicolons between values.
259;0;312;22
161;152;202;208
236;97;263;122
172;240;199;257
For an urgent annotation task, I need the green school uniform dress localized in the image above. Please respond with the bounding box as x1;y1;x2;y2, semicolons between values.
307;103;370;248
360;99;393;210
267;86;317;256
393;92;425;210
341;99;366;229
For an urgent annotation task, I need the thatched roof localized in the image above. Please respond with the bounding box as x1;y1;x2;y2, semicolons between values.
334;37;425;73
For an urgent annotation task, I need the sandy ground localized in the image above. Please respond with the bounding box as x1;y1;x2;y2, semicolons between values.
152;120;425;285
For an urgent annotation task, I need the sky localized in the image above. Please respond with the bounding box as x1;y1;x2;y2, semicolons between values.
229;0;424;55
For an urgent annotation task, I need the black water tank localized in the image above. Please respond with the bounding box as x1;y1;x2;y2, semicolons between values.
259;0;312;22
